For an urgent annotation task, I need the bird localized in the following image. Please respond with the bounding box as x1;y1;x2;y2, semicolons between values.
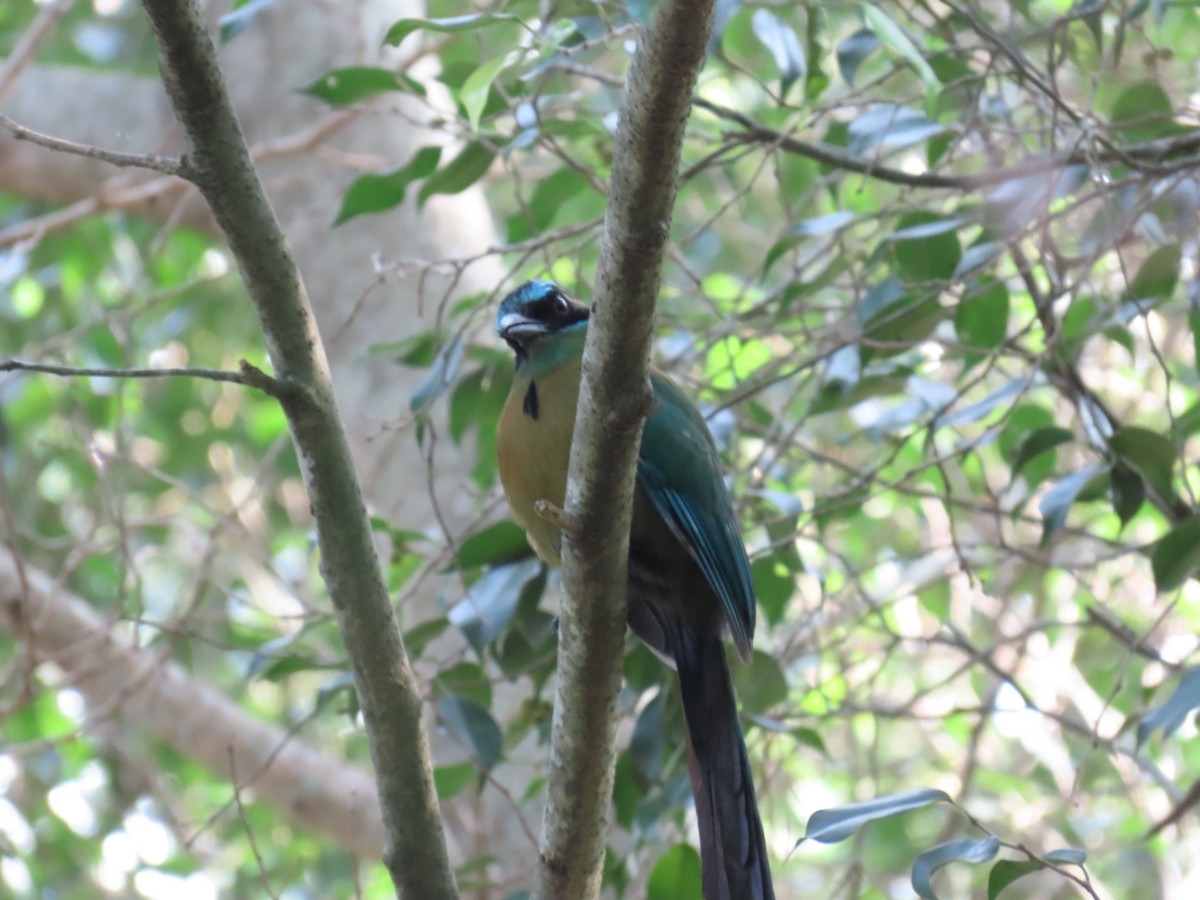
495;279;775;900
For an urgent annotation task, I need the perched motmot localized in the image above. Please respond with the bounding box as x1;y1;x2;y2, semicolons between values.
495;280;774;900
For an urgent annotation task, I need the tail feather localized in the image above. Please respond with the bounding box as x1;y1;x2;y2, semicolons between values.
675;627;774;900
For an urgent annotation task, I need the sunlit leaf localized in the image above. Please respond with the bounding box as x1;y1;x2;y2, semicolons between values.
384;12;520;46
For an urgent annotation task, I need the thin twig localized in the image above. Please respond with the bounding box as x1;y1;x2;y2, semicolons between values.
0;114;185;177
0;358;291;400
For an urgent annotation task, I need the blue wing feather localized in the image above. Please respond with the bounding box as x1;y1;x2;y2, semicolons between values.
637;372;756;656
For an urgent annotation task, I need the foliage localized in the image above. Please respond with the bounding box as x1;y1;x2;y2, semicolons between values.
5;0;1200;897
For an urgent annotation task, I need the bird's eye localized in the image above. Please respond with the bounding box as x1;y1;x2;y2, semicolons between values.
552;292;570;315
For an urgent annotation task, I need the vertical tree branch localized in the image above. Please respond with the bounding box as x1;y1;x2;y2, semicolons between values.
136;2;455;897
530;0;715;897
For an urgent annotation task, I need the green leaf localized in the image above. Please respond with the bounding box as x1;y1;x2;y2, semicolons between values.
405;618;450;660
647;844;702;897
1127;243;1181;303
300;66;425;105
750;9;806;97
1039;464;1107;545
437;695;503;772
762;211;856;275
863;5;940;100
334;146;442;225
803;788;950;844
383;12;520;47
1109;79;1178;142
1108;425;1176;496
955;280;1009;350
988;860;1043;898
418;142;497;206
912;836;1000;899
988;849;1088;899
434;762;476;800
1012;427;1074;478
1110;463;1145;526
456;521;532;569
751;557;795;627
837;28;880;85
461;53;517;132
734;650;789;714
1151;517;1200;593
892;213;962;282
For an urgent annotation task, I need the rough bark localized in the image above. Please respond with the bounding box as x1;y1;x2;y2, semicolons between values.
136;0;455;895
530;1;716;897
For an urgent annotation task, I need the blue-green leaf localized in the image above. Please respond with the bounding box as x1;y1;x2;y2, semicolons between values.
837;28;880;85
438;694;503;772
1039;464;1107;545
803;788;950;844
218;0;278;44
1138;666;1200;749
411;332;465;414
750;10;806;98
862;5;940;99
913;836;1000;899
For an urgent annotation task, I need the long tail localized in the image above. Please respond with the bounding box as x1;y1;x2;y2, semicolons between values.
675;628;774;900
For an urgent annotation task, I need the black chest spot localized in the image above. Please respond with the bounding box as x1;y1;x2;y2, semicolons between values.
523;381;539;420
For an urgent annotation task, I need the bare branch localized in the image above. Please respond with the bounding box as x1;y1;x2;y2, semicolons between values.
0;114;185;177
0;358;290;397
0;0;73;106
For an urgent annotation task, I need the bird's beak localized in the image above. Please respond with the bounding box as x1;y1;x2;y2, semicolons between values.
497;312;549;342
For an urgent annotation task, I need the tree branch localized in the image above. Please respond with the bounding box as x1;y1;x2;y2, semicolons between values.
0;358;292;397
0;551;387;859
0;114;185;177
530;0;715;897
136;1;455;897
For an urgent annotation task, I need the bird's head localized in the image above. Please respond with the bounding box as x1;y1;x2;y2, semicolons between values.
496;281;590;365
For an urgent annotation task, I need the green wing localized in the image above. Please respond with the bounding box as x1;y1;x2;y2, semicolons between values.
636;370;755;655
